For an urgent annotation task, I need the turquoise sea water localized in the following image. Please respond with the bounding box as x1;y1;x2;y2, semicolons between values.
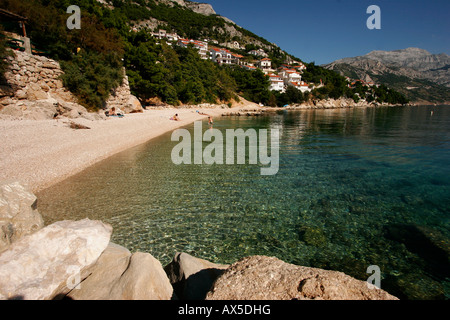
37;106;450;299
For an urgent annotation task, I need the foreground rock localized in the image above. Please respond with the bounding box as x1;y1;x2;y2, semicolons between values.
67;243;173;300
0;219;112;300
206;256;398;300
165;252;228;300
0;182;44;253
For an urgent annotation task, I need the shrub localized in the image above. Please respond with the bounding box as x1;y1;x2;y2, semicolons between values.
60;50;124;110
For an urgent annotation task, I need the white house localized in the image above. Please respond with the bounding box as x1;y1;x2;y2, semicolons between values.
210;48;233;65
231;53;244;65
191;40;209;59
288;81;311;93
292;63;306;72
278;68;302;85
267;73;285;92
257;58;274;74
152;29;179;42
298;81;311;93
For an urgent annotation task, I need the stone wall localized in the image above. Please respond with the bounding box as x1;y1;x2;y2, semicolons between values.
0;51;142;120
1;51;76;105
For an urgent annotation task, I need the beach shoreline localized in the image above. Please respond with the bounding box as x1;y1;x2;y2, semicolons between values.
0;101;416;194
0;104;258;193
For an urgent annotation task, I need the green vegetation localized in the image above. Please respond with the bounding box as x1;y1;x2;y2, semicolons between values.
114;0;228;41
125;32;238;105
302;63;409;105
373;73;449;104
225;67;270;104
61;50;124;109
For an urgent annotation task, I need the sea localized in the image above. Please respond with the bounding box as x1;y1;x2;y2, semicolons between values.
37;105;450;300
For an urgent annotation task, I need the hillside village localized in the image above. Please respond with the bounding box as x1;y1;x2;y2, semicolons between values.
151;29;313;94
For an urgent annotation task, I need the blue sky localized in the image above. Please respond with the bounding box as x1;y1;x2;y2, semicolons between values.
204;0;450;65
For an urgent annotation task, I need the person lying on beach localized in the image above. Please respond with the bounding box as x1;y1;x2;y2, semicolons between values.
106;107;124;118
108;107;117;116
197;110;209;116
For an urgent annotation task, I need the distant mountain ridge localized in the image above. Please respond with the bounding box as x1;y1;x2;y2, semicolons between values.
323;48;450;104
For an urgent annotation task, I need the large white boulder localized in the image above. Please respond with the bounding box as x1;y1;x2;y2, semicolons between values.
0;219;112;300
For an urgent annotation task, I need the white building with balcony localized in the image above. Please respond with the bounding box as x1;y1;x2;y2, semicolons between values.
210;48;234;65
267;73;285;92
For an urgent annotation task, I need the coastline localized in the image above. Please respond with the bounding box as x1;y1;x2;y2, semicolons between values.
0;103;258;194
0;101;432;194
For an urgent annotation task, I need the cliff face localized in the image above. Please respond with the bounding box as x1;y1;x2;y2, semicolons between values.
185;1;216;16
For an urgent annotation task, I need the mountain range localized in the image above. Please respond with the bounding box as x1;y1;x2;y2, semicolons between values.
323;48;450;104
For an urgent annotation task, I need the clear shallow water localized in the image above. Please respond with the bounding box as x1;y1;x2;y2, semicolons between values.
37;106;450;300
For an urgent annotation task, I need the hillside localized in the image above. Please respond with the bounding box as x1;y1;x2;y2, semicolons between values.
324;48;450;104
1;0;408;109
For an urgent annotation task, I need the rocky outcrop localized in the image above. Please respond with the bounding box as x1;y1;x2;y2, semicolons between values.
186;2;216;16
165;252;228;300
0;218;173;300
206;256;398;300
0;219;112;300
277;97;399;109
105;71;143;114
0;182;44;253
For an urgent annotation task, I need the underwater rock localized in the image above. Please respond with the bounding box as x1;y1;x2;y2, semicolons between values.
299;226;327;247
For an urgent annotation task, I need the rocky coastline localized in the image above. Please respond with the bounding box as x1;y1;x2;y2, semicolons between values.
0;182;398;300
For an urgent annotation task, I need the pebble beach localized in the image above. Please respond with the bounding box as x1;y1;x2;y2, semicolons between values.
0;104;258;193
